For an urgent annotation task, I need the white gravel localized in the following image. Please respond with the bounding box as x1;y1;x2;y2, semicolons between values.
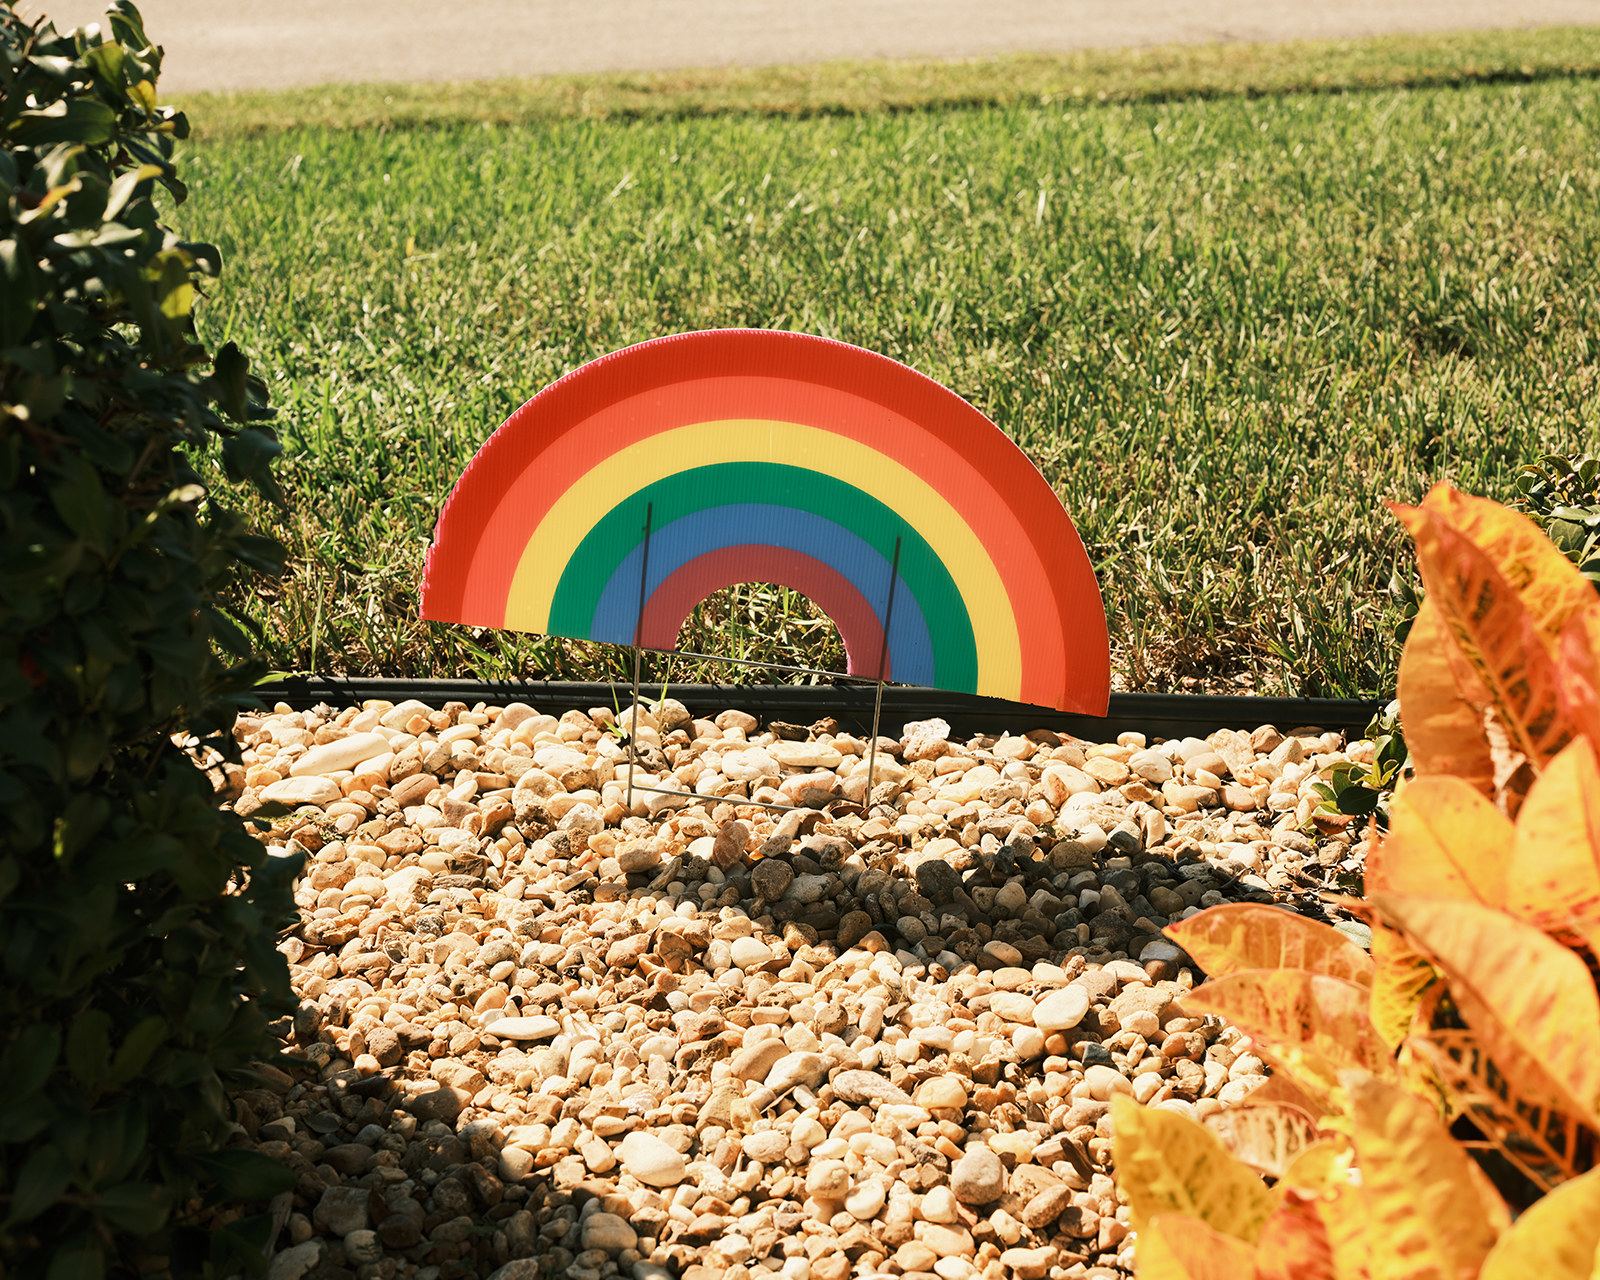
219;697;1371;1280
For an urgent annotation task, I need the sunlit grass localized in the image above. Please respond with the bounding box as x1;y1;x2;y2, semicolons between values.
180;55;1600;699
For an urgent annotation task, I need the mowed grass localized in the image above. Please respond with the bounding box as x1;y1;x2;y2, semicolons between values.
175;50;1600;699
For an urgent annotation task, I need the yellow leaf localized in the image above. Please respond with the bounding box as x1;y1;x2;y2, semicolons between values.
1165;903;1374;986
1392;488;1576;777
1507;737;1600;930
1136;1214;1259;1280
1368;775;1511;903
1203;1102;1322;1180
1110;1094;1277;1244
1313;1174;1377;1280
1399;596;1496;798
1368;923;1441;1051
1178;971;1394;1113
1278;1138;1355;1196
1248;1072;1338;1123
1479;1164;1600;1280
1346;1073;1509;1280
1254;1187;1339;1280
1373;893;1600;1125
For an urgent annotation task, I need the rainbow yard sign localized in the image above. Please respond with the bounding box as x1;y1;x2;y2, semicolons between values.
421;330;1110;716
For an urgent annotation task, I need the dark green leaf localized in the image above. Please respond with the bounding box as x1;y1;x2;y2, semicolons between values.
0;239;39;346
192;1148;297;1202
65;1008;113;1087
4;1142;73;1227
2;1022;63;1096
1336;785;1382;816
94;1181;171;1234
211;341;250;422
107;1015;167;1085
45;1234;105;1280
11;99;118;146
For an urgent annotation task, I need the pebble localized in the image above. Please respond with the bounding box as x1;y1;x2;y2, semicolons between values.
1034;985;1091;1032
951;1146;1007;1205
232;701;1354;1280
618;1131;689;1186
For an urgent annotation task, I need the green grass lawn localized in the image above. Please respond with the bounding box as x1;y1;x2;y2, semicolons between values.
176;31;1600;700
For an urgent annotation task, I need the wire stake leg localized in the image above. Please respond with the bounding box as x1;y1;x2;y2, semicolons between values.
626;502;654;815
863;536;902;814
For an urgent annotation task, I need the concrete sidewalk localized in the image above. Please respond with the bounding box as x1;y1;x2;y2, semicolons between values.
26;0;1600;95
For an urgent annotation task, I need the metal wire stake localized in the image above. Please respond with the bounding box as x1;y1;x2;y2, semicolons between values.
626;502;653;815
863;536;902;814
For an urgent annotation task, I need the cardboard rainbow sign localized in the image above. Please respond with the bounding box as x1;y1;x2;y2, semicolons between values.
421;329;1109;715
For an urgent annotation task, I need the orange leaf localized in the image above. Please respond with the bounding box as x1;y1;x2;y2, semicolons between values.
1165;904;1374;987
1203;1102;1321;1180
1137;1214;1259;1280
1345;1073;1509;1280
1373;892;1600;1125
1558;602;1600;757
1178;971;1393;1113
1399;596;1495;798
1367;923;1440;1051
1253;1188;1338;1280
1506;737;1600;930
1478;1164;1600;1280
1410;485;1597;639
1367;775;1511;903
1393;488;1576;775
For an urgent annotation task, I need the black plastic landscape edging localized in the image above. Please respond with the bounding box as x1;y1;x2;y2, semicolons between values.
262;677;1387;740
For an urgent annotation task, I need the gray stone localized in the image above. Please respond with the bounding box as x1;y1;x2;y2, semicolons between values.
312;1186;369;1236
951;1146;1006;1205
582;1212;639;1252
266;1242;322;1280
751;858;794;900
914;858;961;903
832;1070;914;1107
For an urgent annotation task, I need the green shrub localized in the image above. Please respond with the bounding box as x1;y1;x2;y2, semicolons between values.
0;4;302;1274
1515;452;1600;591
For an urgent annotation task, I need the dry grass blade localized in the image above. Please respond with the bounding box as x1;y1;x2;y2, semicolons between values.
1406;1029;1598;1196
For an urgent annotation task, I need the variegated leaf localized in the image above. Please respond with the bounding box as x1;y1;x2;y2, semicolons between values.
1111;1094;1277;1244
1375;893;1600;1127
1165;903;1374;987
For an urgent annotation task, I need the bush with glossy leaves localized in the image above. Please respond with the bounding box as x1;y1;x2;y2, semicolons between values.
1;4;302;1275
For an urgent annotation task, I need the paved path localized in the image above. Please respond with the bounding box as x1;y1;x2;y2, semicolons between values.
27;0;1600;94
